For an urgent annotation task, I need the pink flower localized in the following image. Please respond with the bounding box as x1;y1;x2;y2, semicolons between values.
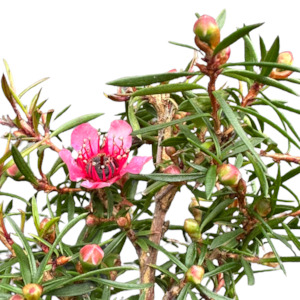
59;120;151;189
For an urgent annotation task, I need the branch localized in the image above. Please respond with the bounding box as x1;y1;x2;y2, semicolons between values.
260;150;300;164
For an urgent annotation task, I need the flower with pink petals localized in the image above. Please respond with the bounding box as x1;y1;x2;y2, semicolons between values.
79;244;104;270
59;120;151;189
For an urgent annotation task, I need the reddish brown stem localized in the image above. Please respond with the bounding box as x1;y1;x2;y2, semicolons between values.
260;150;300;164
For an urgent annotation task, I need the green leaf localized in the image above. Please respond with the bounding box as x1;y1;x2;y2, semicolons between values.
145;173;202;182
260;226;286;274
91;278;152;290
260;37;279;77
236;106;300;149
246;152;269;197
213;23;263;55
6;216;37;279
243;35;258;72
19;77;49;98
132;83;205;97
185;243;197;268
216;9;226;29
149;264;179;283
46;282;97;297
205;165;217;200
213;90;267;172
259;36;267;60
12;243;31;284
179;124;222;164
169;41;200;52
107;71;201;86
103;232;126;255
187;97;222;159
198;243;208;265
11;145;38;185
54;104;71;120
128;97;141;139
282;223;300;251
222;69;298;95
204;261;239;278
35;212;88;283
31;196;40;235
50;113;103;137
200;199;234;232
210;228;244;249
0;192;30;206
198;285;232;300
177;283;190;300
222;61;300;74
241;258;255;285
132;113;210;136
145;239;188;272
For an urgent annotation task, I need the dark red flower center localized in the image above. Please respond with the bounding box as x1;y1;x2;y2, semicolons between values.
85;153;119;181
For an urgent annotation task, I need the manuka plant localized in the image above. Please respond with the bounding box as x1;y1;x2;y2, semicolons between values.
1;9;300;300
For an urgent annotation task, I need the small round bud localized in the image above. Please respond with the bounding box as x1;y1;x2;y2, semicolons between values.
236;179;247;196
193;15;220;49
163;165;181;175
217;164;242;188
213;46;231;66
254;198;271;217
39;218;56;245
6;164;20;178
10;295;24;300
79;244;104;271
117;213;131;229
188;198;202;223
86;214;101;227
184;218;202;241
270;51;294;79
22;284;43;300
262;252;279;268
186;265;205;284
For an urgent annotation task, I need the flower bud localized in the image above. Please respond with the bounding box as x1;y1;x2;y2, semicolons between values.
236;179;247;196
189;198;202;223
254;198;271;217
184;218;202;241
163;165;181;174
39;218;56;244
86;214;101;227
79;244;104;271
185;265;205;284
117;213;131;229
270;51;293;79
213;46;231;66
193;15;220;49
6;164;20;177
262;252;279;268
217;164;242;188
10;295;24;300
22;284;43;300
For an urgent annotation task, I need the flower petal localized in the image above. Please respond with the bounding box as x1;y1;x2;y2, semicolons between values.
81;180;112;189
107;120;132;155
71;123;99;155
120;156;152;176
59;149;86;181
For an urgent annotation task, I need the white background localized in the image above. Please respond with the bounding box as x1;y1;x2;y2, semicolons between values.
1;1;300;299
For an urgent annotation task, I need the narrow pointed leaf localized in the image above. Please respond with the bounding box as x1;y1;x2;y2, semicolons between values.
107;71;201;86
210;228;244;249
241;258;255;285
145;173;202;182
11;145;38;185
198;285;232;300
19;77;49;98
260;37;279;77
216;9;226;29
50;113;103;137
169;41;200;52
12;243;31;284
132;83;205;97
205;165;217;199
214;91;267;172
213;23;263;55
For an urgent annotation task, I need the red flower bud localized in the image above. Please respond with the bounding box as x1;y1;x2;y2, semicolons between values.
6;164;20;177
213;46;231;66
186;265;205;284
270;51;293;79
217;164;242;188
86;214;101;227
163;165;181;174
79;244;104;271
184;218;202;241
193;15;220;49
22;284;43;300
262;252;279;268
254;198;271;217
10;295;24;300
